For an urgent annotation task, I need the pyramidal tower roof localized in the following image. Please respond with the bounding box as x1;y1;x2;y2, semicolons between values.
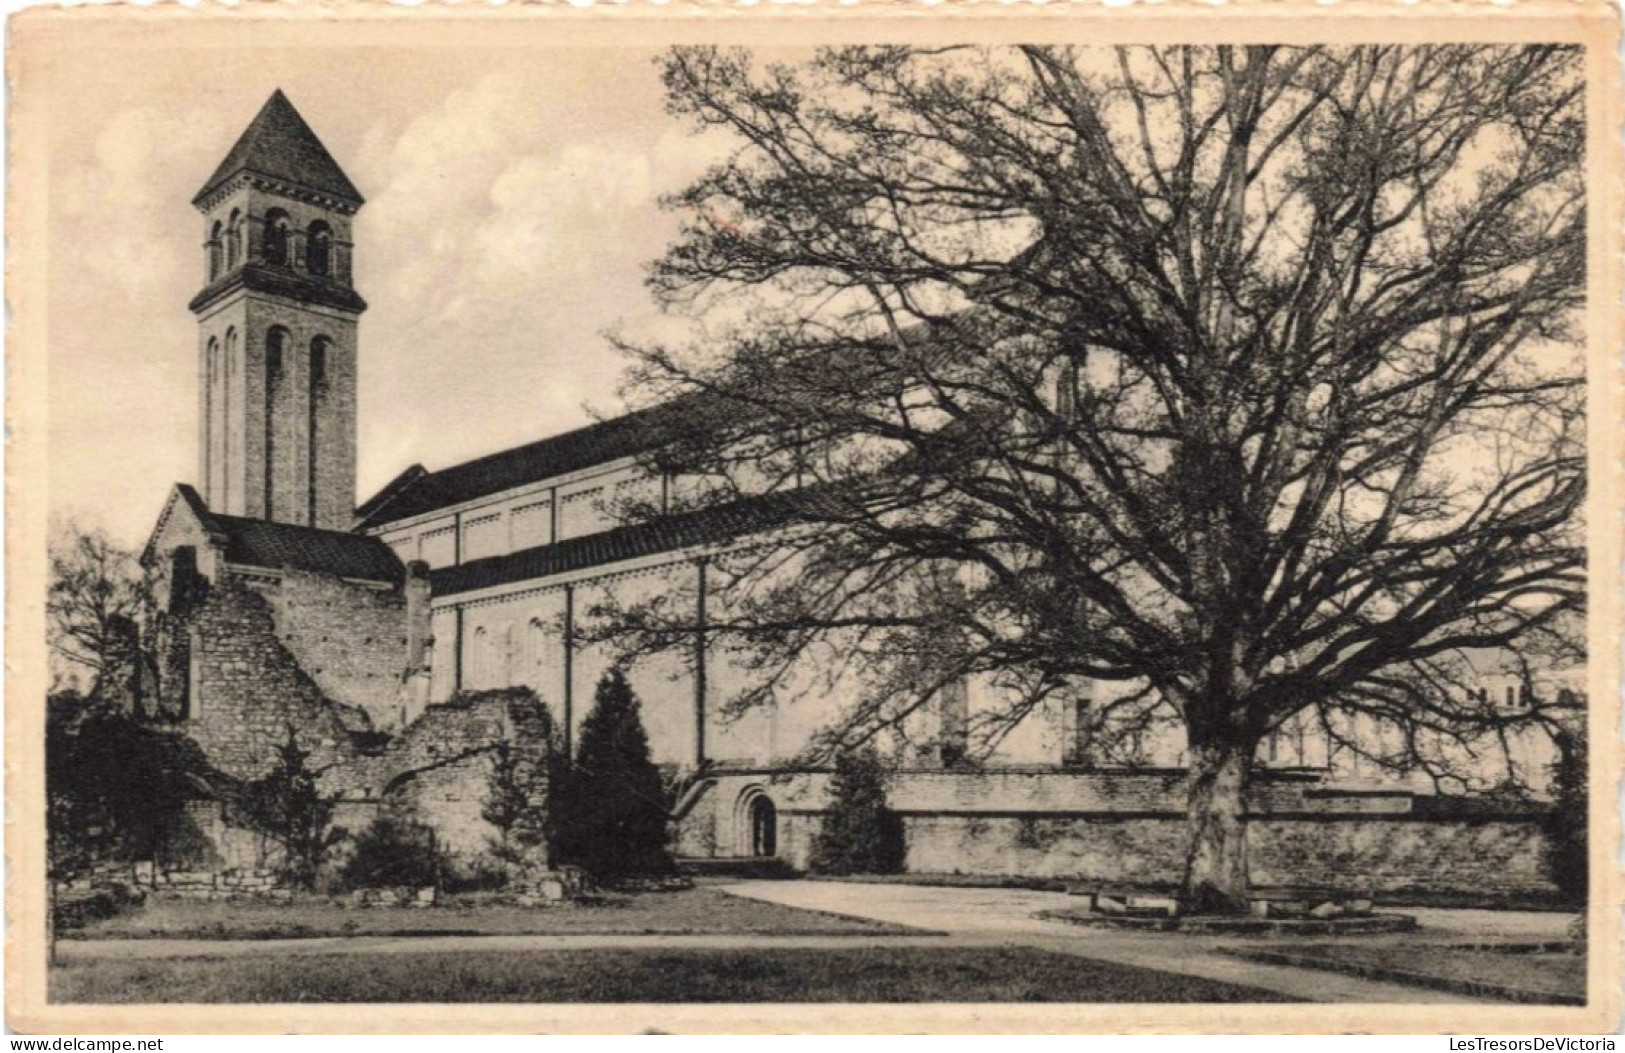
193;89;363;208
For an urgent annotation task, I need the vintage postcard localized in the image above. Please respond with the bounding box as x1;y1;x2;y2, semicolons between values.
6;2;1621;1035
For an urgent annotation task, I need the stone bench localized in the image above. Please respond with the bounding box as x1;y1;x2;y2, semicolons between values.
1066;883;1375;918
1065;883;1180;916
1247;886;1375;919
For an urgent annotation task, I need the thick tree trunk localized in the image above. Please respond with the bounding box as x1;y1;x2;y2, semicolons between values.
1181;738;1254;914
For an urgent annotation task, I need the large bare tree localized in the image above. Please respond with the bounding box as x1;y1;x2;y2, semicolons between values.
610;45;1585;910
47;523;156;707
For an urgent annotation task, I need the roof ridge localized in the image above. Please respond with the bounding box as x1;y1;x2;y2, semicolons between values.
355;395;706;529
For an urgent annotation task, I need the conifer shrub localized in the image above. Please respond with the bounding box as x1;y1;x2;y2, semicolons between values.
810;749;905;875
550;668;673;883
1545;724;1588;906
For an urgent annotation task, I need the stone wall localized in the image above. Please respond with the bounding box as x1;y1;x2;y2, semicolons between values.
1249;817;1554;895
178;574;375;779
892;814;1555;895
266;568;413;731
682;768;1559;897
367;690;554;864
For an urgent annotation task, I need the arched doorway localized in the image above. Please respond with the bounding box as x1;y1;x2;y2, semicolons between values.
748;795;777;857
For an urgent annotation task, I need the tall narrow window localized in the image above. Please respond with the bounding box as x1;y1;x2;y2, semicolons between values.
263;209;291;267
205;337;220;502
308;337;331;524
265;328;289;519
471;628;489;689
527;618;550;688
225;210;243;271
1050;356;1082;481
501;624;516;687
939;679;969;768
307;221;332;277
186;627;203;721
1055;357;1079;423
1063;685;1094;767
208;222;224;281
223;327;239;511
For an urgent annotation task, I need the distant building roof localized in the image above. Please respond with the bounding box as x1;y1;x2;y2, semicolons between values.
194;89;364;209
356;396;706;530
213;513;404;584
430;488;835;597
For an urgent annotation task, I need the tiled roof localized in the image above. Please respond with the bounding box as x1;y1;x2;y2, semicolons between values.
430;488;835;597
213;514;404;584
356;396;706;530
195;90;363;208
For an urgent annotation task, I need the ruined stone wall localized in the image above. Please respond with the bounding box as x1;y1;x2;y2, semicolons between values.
364;690;553;866
181;574;373;780
174;686;551;879
159;564;549;876
265;568;412;731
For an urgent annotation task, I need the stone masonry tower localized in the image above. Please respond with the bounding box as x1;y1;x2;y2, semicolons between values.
189;90;366;531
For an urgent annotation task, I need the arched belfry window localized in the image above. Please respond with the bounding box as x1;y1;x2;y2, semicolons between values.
306;221;332;278
225;210;243;271
208;222;224;281
263;210;291;267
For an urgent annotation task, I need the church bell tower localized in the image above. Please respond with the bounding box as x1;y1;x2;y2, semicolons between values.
189;89;366;531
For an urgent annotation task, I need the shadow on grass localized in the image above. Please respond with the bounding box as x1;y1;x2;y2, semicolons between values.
52;946;1300;1003
1222;943;1584;1006
64;887;919;941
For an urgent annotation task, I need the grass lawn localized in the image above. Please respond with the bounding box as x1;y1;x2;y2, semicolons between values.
51;946;1298;1003
1246;943;1585;1004
65;887;916;941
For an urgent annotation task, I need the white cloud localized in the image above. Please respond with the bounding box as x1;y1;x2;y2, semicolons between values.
348;75;728;492
59;106;197;304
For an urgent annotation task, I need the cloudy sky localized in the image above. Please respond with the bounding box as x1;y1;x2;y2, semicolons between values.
44;41;745;547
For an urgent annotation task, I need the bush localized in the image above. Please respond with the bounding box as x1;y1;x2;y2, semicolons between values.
52;881;145;932
443;854;511;894
335;815;449;892
550;669;672;882
810;749;905;875
48;694;221;884
483;735;550;875
237;729;337;890
1544;725;1587;905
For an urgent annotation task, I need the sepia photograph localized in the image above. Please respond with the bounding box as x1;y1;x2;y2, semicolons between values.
6;7;1620;1035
